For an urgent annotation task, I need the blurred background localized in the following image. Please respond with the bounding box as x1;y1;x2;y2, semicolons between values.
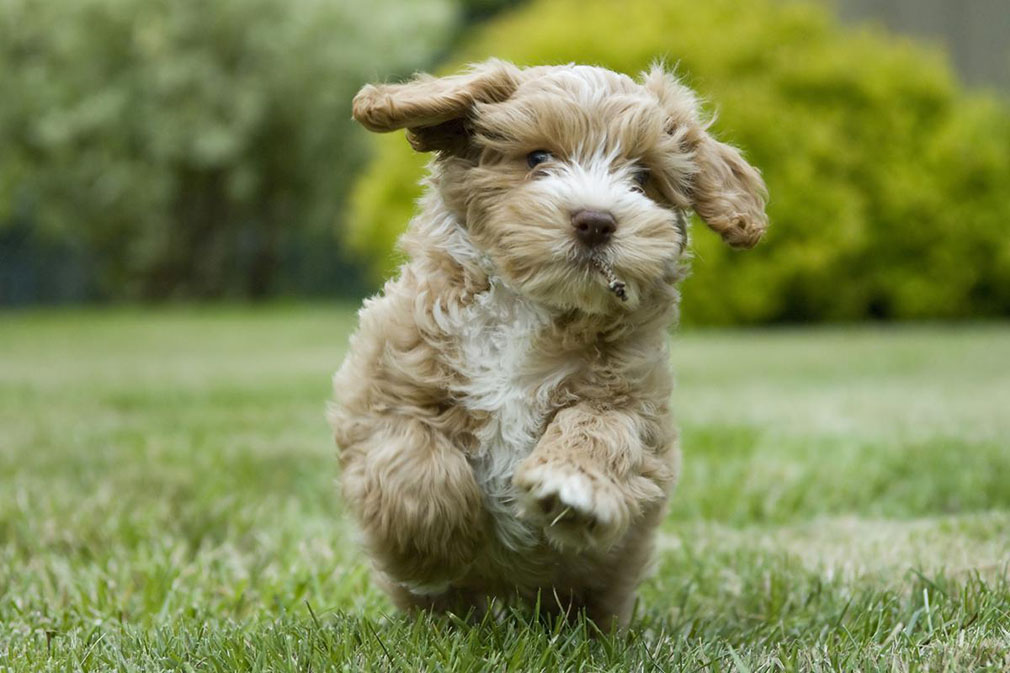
1;0;1008;325
2;4;1009;666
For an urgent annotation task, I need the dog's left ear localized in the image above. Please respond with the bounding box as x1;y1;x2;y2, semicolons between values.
643;67;769;249
352;59;521;155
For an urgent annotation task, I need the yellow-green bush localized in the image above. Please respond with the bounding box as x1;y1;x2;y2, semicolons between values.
347;0;1010;324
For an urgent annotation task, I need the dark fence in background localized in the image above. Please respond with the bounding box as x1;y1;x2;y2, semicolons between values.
0;218;100;306
837;0;1010;92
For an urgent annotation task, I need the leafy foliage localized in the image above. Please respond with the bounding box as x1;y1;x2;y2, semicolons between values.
0;0;455;299
347;0;1010;324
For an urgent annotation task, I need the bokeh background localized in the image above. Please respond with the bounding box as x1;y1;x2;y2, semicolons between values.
2;0;1009;324
3;1;1010;669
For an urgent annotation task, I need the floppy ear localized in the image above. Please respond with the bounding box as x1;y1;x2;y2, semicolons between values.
352;59;521;154
689;133;769;248
642;66;769;248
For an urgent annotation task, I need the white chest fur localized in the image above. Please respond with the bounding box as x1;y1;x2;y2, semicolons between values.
447;281;577;550
426;212;580;550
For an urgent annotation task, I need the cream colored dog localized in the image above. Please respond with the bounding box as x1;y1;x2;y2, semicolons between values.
329;60;767;628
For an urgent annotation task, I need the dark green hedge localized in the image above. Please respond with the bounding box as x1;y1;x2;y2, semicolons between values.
347;0;1010;324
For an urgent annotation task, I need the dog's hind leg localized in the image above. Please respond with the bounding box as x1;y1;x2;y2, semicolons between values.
580;505;665;630
379;579;491;622
338;416;487;603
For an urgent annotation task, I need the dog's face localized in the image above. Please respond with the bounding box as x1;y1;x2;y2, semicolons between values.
353;60;768;314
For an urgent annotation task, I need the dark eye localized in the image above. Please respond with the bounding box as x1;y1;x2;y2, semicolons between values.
527;150;552;169
633;166;650;189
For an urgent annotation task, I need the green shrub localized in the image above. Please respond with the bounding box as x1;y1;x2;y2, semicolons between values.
346;0;1010;324
0;0;455;300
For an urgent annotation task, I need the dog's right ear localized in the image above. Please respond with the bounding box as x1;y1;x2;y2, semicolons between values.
352;59;521;154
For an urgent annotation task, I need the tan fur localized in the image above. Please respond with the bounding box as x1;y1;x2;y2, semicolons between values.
331;60;768;628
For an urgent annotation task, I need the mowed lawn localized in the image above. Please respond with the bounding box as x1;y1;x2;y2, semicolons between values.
1;306;1008;671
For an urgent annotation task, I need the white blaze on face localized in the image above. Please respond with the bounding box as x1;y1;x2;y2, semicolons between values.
534;147;654;263
465;135;687;313
515;145;682;308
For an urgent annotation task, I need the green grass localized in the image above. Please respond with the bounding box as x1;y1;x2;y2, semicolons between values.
1;306;1008;671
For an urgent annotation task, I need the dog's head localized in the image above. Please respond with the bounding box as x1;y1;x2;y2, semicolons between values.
353;60;768;314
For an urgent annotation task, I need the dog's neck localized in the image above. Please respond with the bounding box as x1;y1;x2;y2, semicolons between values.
402;185;531;296
425;194;499;280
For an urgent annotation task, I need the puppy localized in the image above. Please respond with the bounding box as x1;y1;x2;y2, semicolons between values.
329;60;767;628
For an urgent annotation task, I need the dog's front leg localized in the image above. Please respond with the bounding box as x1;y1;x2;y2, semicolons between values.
513;404;672;552
339;416;486;603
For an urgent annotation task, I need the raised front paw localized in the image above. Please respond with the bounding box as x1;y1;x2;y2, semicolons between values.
514;462;631;552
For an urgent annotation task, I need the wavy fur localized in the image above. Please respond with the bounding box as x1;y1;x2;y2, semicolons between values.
330;60;768;627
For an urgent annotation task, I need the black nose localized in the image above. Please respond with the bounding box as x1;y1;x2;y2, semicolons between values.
572;210;616;248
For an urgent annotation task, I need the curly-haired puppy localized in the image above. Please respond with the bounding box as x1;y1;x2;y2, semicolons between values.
329;60;767;628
